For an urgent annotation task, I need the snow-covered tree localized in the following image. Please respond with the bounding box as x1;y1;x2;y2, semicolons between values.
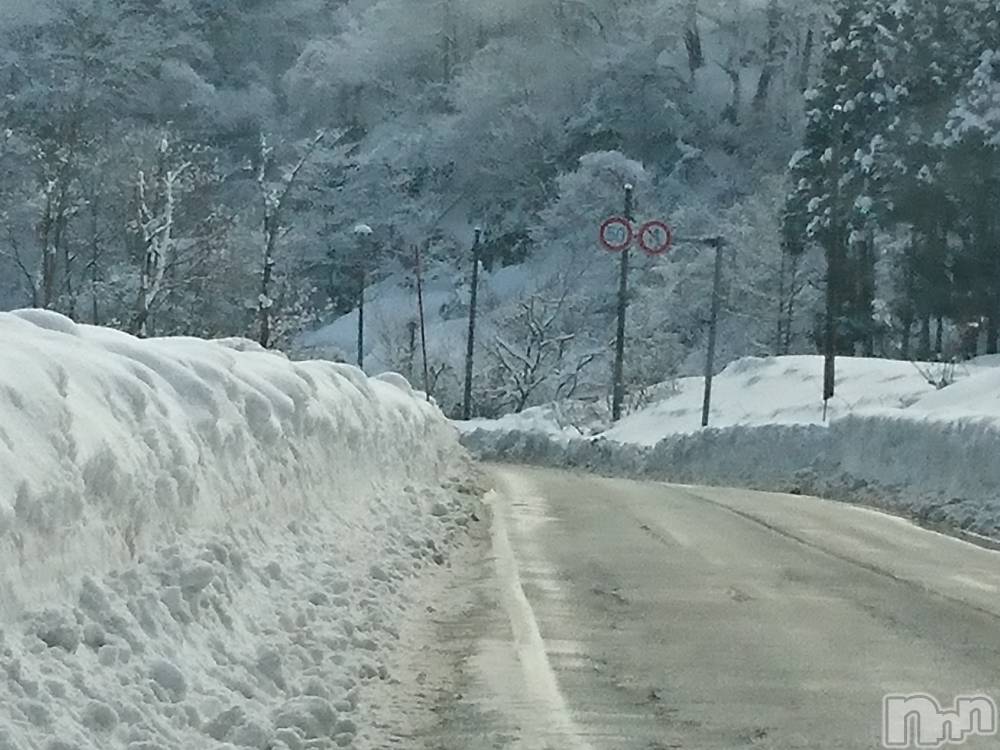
255;131;327;348
5;0;960;389
783;0;902;359
132;137;191;337
484;291;600;415
941;49;1000;351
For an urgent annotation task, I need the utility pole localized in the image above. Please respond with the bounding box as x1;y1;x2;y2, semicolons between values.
414;243;431;399
357;275;365;369
611;184;634;422
353;223;373;369
462;227;483;420
406;320;417;382
701;237;726;428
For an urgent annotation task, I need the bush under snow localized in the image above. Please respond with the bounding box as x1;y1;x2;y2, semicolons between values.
0;309;480;750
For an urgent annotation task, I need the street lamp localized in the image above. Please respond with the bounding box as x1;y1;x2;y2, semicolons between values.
353;223;373;369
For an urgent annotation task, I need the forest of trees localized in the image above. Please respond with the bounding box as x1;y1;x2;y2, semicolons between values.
785;0;1000;363
1;0;999;416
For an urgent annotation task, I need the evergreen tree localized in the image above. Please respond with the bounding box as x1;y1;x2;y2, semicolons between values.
874;0;1000;358
941;48;1000;352
783;0;901;361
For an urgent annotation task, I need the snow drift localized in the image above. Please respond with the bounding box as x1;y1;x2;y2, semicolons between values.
0;309;479;750
462;355;1000;541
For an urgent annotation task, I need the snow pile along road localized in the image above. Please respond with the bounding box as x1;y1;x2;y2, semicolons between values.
0;309;480;750
462;355;1000;541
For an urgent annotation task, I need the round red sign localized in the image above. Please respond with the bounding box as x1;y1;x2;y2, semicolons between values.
638;220;674;256
599;217;633;253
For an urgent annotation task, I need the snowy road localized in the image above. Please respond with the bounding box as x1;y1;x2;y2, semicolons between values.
407;465;1000;749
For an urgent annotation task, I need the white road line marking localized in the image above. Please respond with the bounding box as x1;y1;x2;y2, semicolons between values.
487;486;595;750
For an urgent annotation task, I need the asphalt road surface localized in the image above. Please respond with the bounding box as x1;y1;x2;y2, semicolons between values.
402;465;1000;750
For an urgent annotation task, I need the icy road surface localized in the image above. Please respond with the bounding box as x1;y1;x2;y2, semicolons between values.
394;466;1000;749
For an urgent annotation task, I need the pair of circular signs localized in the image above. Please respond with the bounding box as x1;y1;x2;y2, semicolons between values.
600;217;674;256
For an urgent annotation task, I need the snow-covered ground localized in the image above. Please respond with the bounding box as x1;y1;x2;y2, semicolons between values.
461;354;1000;540
607;355;960;444
461;355;997;442
0;309;481;750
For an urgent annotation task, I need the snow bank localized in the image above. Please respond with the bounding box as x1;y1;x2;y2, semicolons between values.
0;309;480;750
459;399;611;438
462;355;1000;541
465;419;1000;539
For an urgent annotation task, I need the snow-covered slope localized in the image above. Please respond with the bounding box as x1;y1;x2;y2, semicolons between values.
901;365;1000;423
605;355;973;445
461;355;996;444
298;263;539;377
0;309;478;749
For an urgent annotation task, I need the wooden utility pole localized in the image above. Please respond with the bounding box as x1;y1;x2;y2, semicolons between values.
414;243;431;399
701;237;726;428
462;227;483;420
357;281;365;368
353;223;373;368
611;185;634;422
406;320;417;382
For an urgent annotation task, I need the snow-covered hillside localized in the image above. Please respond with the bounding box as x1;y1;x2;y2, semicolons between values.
298;273;475;374
0;309;479;749
298;259;561;414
